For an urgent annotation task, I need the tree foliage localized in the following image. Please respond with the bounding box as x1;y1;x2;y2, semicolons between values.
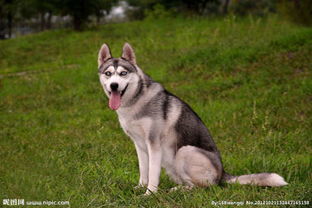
59;0;116;30
230;0;276;16
129;0;221;16
1;0;310;38
0;0;116;35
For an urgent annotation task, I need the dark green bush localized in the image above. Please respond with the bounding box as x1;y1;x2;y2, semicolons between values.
230;0;276;16
277;0;312;26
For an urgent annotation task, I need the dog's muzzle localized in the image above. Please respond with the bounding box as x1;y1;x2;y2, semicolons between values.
108;84;128;110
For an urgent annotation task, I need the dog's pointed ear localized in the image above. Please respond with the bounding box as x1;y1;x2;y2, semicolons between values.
121;43;136;65
98;43;112;67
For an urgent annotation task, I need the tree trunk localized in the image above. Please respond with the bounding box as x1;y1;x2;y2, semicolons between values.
293;0;301;9
200;1;208;15
73;16;82;31
46;11;52;29
222;0;230;15
40;12;45;31
0;19;6;39
96;14;100;25
7;9;12;38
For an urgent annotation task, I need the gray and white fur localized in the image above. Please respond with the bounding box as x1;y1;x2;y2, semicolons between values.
98;43;288;195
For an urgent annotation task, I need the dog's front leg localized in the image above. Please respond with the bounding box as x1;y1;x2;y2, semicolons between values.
145;140;162;195
134;142;149;187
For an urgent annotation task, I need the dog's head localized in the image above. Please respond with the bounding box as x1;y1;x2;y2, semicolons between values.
98;43;141;110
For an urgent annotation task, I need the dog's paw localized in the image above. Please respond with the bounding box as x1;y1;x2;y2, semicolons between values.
169;186;180;192
143;190;152;196
134;183;146;190
143;187;157;196
170;185;193;192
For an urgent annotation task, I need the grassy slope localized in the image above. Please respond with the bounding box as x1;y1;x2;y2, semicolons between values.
0;16;311;207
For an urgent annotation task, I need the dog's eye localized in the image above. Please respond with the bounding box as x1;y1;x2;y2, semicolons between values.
120;71;128;76
104;71;112;76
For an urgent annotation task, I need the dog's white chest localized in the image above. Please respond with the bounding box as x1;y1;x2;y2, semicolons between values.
118;115;153;142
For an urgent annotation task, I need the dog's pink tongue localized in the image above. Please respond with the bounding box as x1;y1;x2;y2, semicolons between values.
109;91;121;110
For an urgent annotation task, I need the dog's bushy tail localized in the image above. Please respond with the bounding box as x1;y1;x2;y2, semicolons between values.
222;172;288;187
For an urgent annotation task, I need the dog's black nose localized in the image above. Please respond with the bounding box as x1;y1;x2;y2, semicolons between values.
110;83;119;91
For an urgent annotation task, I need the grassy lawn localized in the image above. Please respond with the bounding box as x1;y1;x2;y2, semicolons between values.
0;16;311;207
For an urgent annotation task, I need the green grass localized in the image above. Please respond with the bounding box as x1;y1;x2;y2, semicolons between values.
0;16;311;207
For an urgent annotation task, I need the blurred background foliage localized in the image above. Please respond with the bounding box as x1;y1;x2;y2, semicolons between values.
0;0;311;39
277;0;312;26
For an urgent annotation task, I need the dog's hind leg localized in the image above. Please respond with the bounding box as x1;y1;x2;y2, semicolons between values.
174;145;222;187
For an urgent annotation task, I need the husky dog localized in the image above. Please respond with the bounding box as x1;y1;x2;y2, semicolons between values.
98;43;288;195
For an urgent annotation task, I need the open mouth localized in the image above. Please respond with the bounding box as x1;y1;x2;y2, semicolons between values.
108;84;128;110
108;84;128;97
